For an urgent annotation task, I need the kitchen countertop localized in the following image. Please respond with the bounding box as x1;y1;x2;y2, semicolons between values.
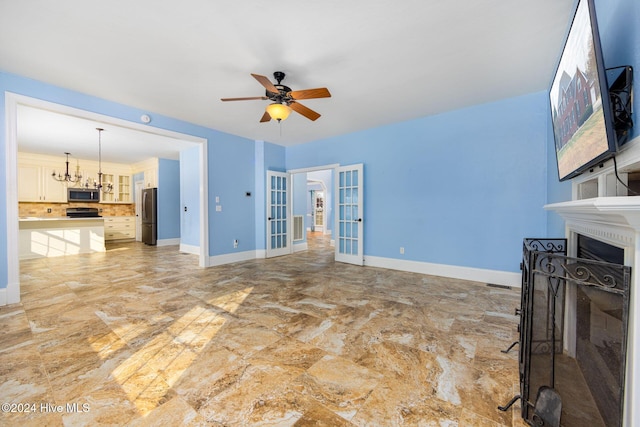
19;216;105;221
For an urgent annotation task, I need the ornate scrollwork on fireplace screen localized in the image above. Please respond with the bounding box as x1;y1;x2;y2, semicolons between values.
515;238;631;427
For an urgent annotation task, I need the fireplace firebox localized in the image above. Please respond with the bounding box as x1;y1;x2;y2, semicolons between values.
500;238;631;426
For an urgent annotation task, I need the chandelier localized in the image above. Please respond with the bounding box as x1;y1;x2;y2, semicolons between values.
52;152;82;183
93;128;113;194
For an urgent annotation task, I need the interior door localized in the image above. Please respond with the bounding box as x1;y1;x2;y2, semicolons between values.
335;164;364;265
266;170;291;258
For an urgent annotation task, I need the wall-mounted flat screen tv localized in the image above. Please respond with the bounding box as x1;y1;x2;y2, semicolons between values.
550;0;618;181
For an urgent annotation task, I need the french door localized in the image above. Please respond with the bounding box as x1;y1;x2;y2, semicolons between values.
335;164;364;265
266;171;290;258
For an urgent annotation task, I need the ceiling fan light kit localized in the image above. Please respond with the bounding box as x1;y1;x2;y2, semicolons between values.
265;103;291;122
221;71;331;123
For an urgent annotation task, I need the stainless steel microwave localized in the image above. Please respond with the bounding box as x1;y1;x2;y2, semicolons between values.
67;188;100;203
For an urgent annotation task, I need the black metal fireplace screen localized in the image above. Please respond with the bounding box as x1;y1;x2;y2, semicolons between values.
500;238;631;427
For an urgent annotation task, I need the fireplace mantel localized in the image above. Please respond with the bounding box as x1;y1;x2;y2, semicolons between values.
545;196;640;231
544;196;640;427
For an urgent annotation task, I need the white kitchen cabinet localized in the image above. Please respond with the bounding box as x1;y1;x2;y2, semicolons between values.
118;175;131;203
144;168;157;188
104;216;136;241
97;173;132;204
18;161;68;202
132;158;158;189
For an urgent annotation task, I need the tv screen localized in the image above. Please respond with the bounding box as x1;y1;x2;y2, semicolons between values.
550;0;617;181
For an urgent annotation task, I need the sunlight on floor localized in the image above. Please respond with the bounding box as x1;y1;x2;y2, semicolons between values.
107;287;254;415
207;287;254;313
106;246;132;252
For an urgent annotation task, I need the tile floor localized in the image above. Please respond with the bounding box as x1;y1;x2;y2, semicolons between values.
1;233;529;426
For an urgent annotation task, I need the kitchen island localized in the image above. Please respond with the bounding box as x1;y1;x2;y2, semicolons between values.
19;217;105;260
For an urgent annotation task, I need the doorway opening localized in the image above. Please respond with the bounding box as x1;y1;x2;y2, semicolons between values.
287;163;364;266
5;93;209;305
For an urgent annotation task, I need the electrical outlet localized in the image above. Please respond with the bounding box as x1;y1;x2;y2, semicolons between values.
233;239;238;248
47;208;52;213
400;247;405;254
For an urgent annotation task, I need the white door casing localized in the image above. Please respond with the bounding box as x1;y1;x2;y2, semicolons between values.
135;180;143;241
335;164;364;265
266;170;291;258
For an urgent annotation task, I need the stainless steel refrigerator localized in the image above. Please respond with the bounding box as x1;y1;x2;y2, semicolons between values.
141;188;157;245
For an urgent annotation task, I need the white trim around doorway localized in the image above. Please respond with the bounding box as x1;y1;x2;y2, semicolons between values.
4;93;209;305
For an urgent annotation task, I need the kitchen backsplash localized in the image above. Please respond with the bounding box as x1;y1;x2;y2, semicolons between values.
19;202;135;217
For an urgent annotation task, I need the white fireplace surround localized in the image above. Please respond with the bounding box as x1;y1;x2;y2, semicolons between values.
545;196;640;427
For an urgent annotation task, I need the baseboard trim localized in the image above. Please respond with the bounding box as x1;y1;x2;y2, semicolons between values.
157;238;180;247
208;250;259;266
0;281;20;306
293;242;308;252
179;243;200;255
364;256;521;288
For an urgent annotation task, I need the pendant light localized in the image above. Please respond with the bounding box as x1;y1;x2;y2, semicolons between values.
95;128;113;194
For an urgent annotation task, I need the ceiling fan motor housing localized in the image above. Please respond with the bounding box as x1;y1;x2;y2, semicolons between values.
266;85;292;100
273;71;286;84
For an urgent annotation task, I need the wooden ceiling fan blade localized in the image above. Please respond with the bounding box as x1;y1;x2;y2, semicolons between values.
289;88;331;100
290;102;321;121
251;73;280;94
221;96;268;101
260;111;272;122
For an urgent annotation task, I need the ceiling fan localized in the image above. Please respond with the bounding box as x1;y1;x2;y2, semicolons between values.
221;71;331;122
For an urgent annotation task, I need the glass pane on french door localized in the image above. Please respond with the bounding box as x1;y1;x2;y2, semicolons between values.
266;171;290;258
335;164;364;265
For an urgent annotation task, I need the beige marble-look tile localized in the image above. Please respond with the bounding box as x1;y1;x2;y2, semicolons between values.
0;349;53;405
350;344;461;426
127;396;214;427
293;354;383;421
458;407;511;427
294;398;356;427
0;409;64;427
249;336;327;372
59;385;141;426
351;384;460;427
195;361;305;425
2;236;532;426
456;362;515;426
210;318;283;357
172;346;249;411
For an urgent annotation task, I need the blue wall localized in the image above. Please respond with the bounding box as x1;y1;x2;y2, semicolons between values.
287;92;549;273
158;158;180;240
207;131;256;256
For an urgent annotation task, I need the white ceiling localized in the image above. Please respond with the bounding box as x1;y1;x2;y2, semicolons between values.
1;0;574;159
16;105;198;163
